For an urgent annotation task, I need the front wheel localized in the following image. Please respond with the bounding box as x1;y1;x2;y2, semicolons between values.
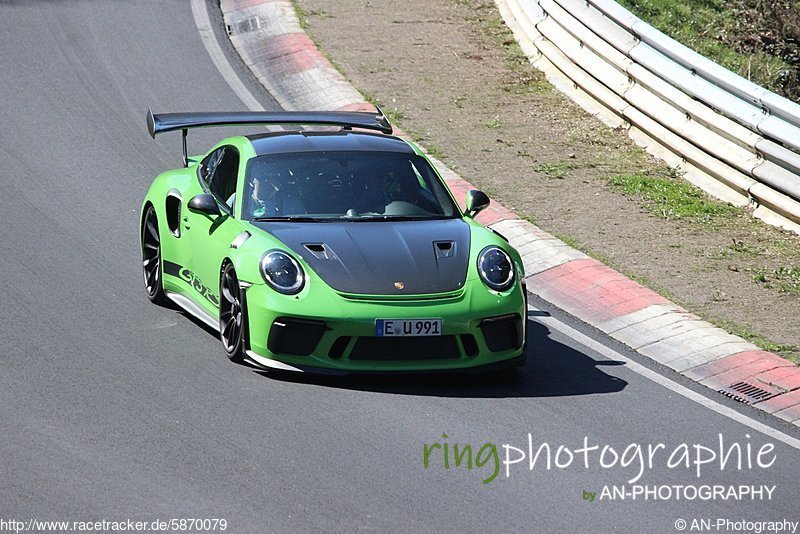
220;263;246;363
141;205;166;305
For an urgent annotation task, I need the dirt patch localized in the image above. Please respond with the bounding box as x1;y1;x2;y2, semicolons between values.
296;0;800;361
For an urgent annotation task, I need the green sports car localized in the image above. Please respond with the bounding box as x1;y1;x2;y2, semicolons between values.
141;109;526;373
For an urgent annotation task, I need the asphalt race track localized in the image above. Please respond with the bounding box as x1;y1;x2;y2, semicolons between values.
0;1;798;532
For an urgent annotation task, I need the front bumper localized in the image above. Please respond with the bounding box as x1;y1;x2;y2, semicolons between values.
242;279;526;373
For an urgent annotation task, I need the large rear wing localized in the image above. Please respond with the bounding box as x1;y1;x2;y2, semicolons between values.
146;108;393;167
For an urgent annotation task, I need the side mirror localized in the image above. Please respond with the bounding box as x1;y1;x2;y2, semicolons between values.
464;189;490;218
187;194;221;216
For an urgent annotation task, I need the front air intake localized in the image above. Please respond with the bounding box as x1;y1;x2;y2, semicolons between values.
267;317;326;356
480;314;523;352
349;336;460;360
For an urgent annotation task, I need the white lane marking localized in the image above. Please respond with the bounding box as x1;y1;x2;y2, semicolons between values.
530;306;800;450
190;0;265;112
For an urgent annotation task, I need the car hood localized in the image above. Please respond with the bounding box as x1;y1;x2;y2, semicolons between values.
254;219;471;295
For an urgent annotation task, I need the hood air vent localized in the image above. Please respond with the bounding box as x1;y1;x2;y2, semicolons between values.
303;243;333;260
434;241;456;259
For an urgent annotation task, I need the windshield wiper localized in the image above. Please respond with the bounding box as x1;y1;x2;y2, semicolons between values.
252;216;328;222
348;215;442;222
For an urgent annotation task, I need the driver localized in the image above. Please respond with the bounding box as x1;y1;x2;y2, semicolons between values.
358;170;393;214
249;168;306;218
385;166;438;212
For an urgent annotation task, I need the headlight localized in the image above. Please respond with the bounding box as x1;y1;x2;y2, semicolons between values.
477;246;515;291
260;250;304;294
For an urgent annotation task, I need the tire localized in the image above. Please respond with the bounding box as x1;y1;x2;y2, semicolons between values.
141;205;167;305
220;262;246;363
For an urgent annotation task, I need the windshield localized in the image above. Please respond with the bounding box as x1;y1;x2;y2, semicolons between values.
242;150;460;221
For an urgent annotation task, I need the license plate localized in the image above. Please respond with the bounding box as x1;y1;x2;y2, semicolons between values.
375;319;442;337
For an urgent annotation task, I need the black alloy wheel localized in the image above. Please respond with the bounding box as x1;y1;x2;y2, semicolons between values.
142;206;166;305
220;263;246;362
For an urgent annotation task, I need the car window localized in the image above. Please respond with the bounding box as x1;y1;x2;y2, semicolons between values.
199;148;224;188
243;150;459;221
200;146;240;215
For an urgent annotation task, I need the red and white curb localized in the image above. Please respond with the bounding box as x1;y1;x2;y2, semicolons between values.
219;0;800;426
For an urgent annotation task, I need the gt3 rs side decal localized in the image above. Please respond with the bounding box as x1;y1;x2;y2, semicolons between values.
163;260;220;307
162;260;182;278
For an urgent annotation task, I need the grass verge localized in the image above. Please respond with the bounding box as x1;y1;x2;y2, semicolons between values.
617;0;798;102
607;173;739;222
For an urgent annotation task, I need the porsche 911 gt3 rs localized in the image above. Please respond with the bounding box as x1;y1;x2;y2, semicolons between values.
141;108;526;373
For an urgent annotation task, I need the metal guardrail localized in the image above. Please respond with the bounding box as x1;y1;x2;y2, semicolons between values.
496;0;800;233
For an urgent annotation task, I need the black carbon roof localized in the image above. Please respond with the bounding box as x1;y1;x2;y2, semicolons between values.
246;130;414;156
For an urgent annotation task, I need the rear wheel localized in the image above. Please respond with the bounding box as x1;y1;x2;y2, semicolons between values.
220;263;246;363
141;205;166;305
